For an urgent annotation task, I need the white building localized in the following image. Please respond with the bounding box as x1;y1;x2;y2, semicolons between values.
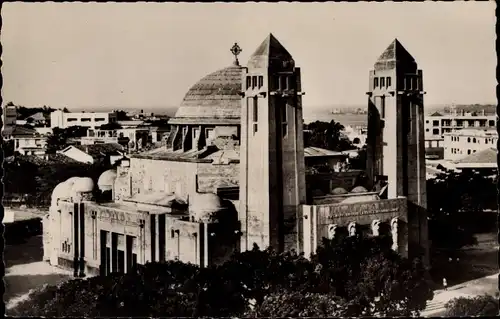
443;128;498;161
425;110;496;139
50;110;117;129
9;126;47;156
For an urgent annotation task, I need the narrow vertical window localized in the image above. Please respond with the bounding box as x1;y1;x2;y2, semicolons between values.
252;76;257;89
386;77;391;87
374;77;379;88
273;76;280;91
280;76;287;91
281;103;288;137
381;96;386;118
258;76;264;88
246;76;251;90
252;97;258;134
380;77;385;88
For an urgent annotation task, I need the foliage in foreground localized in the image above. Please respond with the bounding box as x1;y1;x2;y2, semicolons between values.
10;236;433;317
445;294;499;317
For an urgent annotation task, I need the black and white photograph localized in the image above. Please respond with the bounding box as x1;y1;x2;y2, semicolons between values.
2;2;498;317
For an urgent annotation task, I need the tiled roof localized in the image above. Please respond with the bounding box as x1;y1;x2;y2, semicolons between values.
133;145;240;164
170;65;243;125
429;111;443;117
304;146;346;157
75;143;124;157
7;153;81;166
455;148;496;164
8;126;39;137
375;39;417;71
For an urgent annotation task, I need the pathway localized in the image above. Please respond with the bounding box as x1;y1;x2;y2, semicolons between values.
421;273;498;317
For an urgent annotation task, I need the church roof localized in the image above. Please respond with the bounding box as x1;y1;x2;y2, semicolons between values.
374;39;417;71
169;65;243;125
247;33;293;69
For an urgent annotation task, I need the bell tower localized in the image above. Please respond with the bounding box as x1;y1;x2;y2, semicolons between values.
239;34;307;253
366;39;429;264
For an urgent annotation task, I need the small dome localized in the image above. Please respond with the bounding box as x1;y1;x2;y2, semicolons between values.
331;187;348;195
351;186;368;193
72;177;95;193
65;177;80;188
189;192;225;222
98;169;117;191
51;181;72;204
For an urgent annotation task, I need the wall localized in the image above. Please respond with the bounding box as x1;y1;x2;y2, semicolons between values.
129;158;198;201
302;197;408;258
165;217;203;265
197;162;239;193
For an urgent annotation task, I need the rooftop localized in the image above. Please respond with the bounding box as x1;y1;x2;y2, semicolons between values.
304;146;347;158
455;148;496;166
74;143;124;157
374;39;417;71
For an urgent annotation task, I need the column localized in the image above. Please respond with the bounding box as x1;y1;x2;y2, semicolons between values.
391;217;399;252
79;203;85;277
155;215;160;261
73;203;79;277
150;215;156;262
371;219;380;236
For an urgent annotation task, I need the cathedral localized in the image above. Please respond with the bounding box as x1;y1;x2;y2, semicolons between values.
43;34;429;277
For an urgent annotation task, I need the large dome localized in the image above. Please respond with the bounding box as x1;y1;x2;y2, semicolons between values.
169;65;243;125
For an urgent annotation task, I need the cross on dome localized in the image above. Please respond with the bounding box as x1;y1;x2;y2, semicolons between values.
230;42;242;66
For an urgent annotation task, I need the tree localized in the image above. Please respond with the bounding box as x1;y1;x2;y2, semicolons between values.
426;171;497;252
10;237;432;317
303;120;355;152
99;122;122;130
445;294;499;317
46;128;69;153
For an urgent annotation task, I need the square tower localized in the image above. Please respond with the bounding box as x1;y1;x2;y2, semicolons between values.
366;39;429;264
239;34;307;253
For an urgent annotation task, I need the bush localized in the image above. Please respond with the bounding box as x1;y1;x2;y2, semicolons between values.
10;237;433;317
445;294;499;317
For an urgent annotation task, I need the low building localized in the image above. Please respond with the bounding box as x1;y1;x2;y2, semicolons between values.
8;126;47;156
453;147;497;173
304;146;349;172
443;129;497;161
59;143;125;165
344;125;367;147
51;110;118;129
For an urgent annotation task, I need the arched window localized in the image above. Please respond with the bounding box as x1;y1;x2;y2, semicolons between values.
467;137;471;143
473;138;476;143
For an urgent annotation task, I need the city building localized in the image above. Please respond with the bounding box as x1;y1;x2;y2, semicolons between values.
50;110;118;129
443;128;498;161
425;110;495;138
2;103;17;127
8;126;47;156
43;35;429;278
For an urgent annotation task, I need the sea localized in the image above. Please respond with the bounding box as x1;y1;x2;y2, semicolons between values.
303;110;367;128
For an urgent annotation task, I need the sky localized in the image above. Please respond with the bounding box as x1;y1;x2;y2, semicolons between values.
2;2;496;116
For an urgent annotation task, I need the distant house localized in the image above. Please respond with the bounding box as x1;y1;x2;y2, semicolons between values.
25;112;49;126
5;126;47;156
304;146;349;172
58;143;125;165
454;147;497;172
